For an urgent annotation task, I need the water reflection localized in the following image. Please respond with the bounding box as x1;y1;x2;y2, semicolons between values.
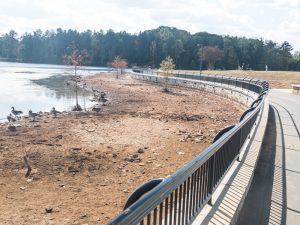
0;62;108;121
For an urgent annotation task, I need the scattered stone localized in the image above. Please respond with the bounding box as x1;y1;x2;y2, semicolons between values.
132;154;139;159
45;207;53;213
137;148;144;154
7;125;16;132
20;186;26;190
195;137;203;143
138;163;146;166
177;151;185;155
68;166;79;173
125;157;134;162
53;135;63;139
80;214;87;219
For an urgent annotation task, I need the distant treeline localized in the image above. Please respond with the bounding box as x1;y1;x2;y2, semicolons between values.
0;26;300;71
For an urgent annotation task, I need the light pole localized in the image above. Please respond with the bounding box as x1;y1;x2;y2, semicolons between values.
198;44;203;75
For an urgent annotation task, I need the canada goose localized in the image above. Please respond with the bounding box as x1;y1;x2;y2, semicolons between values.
7;114;16;122
28;110;39;121
51;107;61;118
11;107;23;118
92;105;101;113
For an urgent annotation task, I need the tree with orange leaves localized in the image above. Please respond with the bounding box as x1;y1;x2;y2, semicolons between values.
111;56;128;79
63;45;89;111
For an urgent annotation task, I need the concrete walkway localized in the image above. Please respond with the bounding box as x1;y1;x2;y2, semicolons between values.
238;89;300;225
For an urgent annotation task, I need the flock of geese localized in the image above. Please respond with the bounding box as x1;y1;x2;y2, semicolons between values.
7;107;61;123
0;49;115;124
7;90;108;123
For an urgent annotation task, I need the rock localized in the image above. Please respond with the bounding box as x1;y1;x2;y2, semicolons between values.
131;154;139;159
195;138;202;143
20;186;26;190
137;148;144;154
68;166;79;173
7;125;16;132
125;157;134;162
45;207;53;213
138;163;146;166
54;135;63;139
177;151;185;155
80;214;87;219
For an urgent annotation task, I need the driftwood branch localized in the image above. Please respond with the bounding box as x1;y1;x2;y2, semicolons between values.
23;156;32;178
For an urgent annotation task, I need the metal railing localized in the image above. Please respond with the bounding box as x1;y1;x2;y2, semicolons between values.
107;71;268;225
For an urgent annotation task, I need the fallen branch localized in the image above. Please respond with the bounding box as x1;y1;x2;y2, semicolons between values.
23;156;32;178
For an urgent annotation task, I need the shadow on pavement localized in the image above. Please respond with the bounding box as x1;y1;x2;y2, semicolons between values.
237;105;287;225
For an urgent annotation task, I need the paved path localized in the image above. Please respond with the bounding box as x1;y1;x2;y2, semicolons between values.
238;89;300;225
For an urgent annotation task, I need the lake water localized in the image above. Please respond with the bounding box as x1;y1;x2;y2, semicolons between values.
0;62;109;122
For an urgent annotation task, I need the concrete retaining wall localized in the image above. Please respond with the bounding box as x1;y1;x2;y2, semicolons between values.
131;73;258;108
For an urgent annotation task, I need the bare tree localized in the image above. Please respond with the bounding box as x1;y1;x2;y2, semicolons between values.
201;46;223;70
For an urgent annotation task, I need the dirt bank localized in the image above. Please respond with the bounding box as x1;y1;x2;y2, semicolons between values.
0;73;243;225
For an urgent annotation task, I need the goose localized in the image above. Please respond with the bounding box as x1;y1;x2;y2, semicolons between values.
51;107;61;118
92;105;101;113
7;114;16;123
11;107;23;118
28;110;40;121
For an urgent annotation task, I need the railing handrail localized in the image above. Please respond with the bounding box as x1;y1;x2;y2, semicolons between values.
107;71;268;225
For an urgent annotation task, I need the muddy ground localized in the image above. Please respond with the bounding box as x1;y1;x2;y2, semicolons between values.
0;73;244;225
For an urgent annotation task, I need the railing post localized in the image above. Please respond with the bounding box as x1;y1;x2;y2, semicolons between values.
208;155;216;205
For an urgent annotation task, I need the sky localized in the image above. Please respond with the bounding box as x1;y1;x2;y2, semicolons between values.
0;0;299;51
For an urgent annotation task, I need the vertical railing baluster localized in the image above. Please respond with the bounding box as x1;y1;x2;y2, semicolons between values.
170;192;173;225
174;189;178;225
147;213;151;225
159;202;163;225
186;177;190;224
182;181;186;225
154;207;157;225
165;197;169;225
178;185;182;225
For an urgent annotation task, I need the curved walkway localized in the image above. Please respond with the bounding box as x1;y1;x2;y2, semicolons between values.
238;89;300;225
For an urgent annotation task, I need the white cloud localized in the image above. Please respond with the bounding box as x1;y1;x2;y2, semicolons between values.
0;0;299;51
